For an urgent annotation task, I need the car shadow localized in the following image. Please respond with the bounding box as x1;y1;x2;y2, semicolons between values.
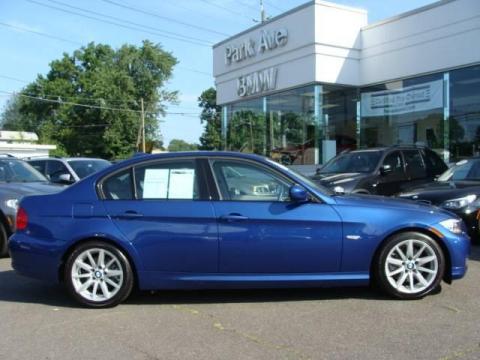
125;286;394;306
469;244;480;261
0;269;396;308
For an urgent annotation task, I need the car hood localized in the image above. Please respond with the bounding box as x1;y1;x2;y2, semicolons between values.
0;182;64;198
397;181;480;205
333;193;455;218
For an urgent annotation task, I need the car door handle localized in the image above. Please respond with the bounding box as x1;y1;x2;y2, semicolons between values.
220;213;249;222
118;210;144;218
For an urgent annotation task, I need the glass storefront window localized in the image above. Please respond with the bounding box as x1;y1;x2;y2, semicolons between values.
450;65;480;160
360;73;445;158
225;98;266;155
266;86;316;165
221;64;480;166
320;86;358;161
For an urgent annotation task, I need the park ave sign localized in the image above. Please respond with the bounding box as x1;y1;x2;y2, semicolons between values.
225;28;288;65
224;28;288;98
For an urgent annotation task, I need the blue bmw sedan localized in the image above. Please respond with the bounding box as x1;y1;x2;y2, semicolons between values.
9;152;469;307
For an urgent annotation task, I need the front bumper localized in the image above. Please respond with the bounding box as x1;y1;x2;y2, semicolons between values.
8;232;65;284
430;223;470;280
448;209;479;243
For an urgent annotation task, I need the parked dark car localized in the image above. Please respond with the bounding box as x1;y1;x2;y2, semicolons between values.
9;152;469;307
0;155;62;257
27;157;111;184
311;146;448;196
398;157;480;243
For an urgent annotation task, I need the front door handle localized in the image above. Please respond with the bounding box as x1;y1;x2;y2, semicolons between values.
220;213;249;222
118;210;144;218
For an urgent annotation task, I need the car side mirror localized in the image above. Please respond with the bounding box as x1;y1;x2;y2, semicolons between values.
289;184;309;203
380;164;393;176
57;173;74;184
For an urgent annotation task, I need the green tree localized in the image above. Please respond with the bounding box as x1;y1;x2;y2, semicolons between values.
1;41;177;159
168;139;198;152
198;87;222;150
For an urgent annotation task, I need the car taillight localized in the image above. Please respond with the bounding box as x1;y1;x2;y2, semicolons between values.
16;208;28;231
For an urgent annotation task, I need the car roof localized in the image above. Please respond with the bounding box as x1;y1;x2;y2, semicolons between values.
64;157;109;161
108;151;268;168
27;157;107;161
348;146;430;153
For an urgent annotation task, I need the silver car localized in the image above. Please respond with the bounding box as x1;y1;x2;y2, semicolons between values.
27;157;111;184
0;156;63;257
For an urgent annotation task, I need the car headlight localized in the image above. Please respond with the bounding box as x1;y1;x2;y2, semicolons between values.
442;194;477;209
439;219;464;234
5;199;18;210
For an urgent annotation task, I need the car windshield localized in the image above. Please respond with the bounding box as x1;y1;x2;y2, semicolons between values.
67;159;111;179
319;151;382;174
266;159;334;196
0;159;48;183
437;159;480;181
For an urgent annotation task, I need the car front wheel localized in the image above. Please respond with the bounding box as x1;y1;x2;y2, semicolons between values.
376;232;445;300
64;241;134;308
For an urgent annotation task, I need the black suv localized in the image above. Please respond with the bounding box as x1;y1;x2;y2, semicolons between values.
311;146;448;196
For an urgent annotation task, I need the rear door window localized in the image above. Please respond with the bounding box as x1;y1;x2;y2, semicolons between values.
134;160;199;200
423;149;447;176
403;150;426;179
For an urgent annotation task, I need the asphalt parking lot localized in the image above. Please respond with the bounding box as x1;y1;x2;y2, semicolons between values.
0;247;479;360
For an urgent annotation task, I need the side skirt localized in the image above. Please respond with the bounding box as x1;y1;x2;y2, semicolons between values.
137;272;370;290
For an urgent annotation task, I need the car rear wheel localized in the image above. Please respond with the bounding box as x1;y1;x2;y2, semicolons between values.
0;222;8;258
376;232;444;300
64;241;134;308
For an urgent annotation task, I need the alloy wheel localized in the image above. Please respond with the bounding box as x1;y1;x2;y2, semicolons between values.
71;248;124;302
384;239;439;294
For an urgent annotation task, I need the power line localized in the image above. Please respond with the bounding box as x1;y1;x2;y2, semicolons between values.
0;25;212;78
45;0;214;44
0;74;30;84
197;0;253;21
264;0;286;13
101;0;230;38
0;90;200;117
25;0;213;47
0;21;82;46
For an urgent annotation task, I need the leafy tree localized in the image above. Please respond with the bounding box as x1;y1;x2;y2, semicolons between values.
1;41;177;159
168;139;198;152
198;87;222;150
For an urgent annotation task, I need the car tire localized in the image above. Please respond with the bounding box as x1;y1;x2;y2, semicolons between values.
375;232;445;300
0;222;8;258
64;241;134;308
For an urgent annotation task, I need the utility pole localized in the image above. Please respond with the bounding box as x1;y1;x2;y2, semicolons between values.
260;0;266;23
253;0;269;23
140;98;146;153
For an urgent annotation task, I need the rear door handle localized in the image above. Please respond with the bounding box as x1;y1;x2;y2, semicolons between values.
220;213;249;222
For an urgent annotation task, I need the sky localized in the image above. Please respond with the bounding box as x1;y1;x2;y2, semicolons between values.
0;0;438;146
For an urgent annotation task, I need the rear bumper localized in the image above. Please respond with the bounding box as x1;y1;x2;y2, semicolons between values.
8;232;64;284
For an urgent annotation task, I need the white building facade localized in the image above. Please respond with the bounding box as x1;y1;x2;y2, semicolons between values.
213;0;480;165
0;131;56;158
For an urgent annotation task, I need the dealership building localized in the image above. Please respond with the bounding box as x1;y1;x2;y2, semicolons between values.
213;0;480;166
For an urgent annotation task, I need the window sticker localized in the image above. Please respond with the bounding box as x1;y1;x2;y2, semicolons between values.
169;168;195;199
143;169;169;199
